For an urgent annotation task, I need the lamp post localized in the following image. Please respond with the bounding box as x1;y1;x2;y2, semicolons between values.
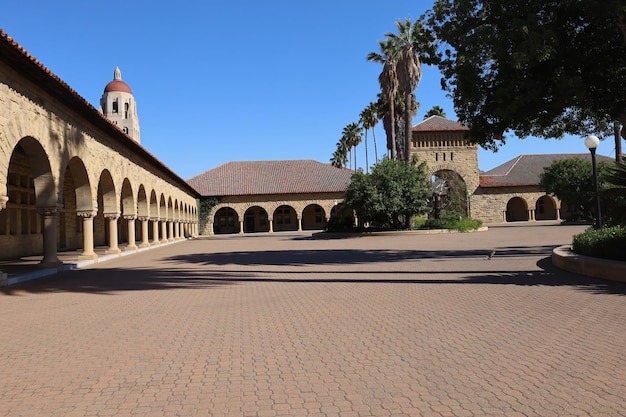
584;135;602;228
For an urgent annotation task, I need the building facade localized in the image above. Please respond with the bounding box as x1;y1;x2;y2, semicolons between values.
0;30;199;277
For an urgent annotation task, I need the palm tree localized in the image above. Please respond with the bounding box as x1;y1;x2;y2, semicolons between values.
368;39;399;159
376;90;418;161
360;102;379;171
342;123;363;171
331;135;349;168
424;105;447;119
385;18;433;161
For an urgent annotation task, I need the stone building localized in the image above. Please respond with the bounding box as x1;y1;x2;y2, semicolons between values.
99;67;141;143
410;116;612;223
0;29;199;276
187;160;353;235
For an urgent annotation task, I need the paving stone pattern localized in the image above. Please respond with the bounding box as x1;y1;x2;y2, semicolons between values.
1;224;625;417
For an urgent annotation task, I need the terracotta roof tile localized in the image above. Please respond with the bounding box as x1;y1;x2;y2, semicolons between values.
187;160;354;196
479;153;614;187
413;115;469;132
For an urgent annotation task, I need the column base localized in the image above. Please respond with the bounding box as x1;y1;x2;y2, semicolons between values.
78;253;98;262
105;248;122;255
139;242;151;248
39;259;63;269
125;244;138;252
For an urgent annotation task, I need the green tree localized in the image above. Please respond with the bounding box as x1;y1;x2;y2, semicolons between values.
427;1;626;152
368;39;399;159
345;157;430;229
539;157;612;221
424;105;447;119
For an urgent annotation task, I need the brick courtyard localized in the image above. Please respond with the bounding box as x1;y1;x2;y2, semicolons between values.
1;223;625;417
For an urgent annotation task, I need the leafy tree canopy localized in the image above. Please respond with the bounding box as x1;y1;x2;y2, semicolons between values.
427;1;626;150
539;157;612;221
345;157;430;229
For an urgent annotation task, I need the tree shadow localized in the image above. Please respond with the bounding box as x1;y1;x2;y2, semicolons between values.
161;246;559;267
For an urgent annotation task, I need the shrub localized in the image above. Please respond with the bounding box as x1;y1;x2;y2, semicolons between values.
572;226;626;261
325;216;354;233
420;216;483;232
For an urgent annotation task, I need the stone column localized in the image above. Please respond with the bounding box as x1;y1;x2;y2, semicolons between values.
297;217;302;232
151;218;160;245
1;197;9;285
139;216;150;248
104;213;121;255
161;220;168;243
239;220;244;235
168;220;174;242
77;210;98;261
174;220;179;240
529;209;536;222
38;206;63;268
269;219;274;233
124;215;138;251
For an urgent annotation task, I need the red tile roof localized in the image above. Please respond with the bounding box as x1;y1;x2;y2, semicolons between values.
187;160;354;196
413;115;469;132
479;153;614;187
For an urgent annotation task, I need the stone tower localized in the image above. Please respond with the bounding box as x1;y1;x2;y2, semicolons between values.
99;67;140;143
409;116;480;216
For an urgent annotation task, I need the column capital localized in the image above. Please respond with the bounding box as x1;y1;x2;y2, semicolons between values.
123;214;137;221
76;210;98;219
104;212;120;220
138;216;149;222
0;195;8;211
37;206;62;216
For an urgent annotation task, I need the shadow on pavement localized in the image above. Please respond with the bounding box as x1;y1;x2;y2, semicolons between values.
2;252;624;296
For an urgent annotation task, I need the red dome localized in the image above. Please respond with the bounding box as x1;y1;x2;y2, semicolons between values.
104;79;132;94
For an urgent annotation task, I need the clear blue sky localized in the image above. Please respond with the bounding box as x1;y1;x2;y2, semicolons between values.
2;1;615;180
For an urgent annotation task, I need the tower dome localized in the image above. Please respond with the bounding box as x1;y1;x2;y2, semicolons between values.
99;67;141;143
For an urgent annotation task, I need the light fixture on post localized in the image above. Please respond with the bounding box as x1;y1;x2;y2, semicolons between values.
584;135;602;228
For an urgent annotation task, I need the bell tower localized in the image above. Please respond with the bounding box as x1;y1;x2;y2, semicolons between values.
99;67;141;143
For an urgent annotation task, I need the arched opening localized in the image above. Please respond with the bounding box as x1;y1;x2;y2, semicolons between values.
244;206;269;233
302;204;326;230
535;195;558;220
214;207;239;234
431;169;468;219
273;205;297;232
506;197;529;222
96;170;117;247
60;157;92;250
1;138;53;259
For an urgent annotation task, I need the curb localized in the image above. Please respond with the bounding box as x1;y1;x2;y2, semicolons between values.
552;245;626;283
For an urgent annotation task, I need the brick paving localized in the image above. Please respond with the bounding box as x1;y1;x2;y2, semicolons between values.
1;223;625;417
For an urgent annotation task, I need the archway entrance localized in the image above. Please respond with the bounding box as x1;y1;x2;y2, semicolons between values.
506;197;529;221
302;204;326;230
431;170;468;218
535;196;558;220
273;205;297;232
244;206;269;233
214;207;239;234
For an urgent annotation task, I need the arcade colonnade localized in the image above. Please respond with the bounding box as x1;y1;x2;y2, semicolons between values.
0;30;199;273
206;196;350;235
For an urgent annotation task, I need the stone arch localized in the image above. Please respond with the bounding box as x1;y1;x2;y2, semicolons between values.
167;197;173;220
137;185;149;218
535;195;558;221
431;169;468;218
12;137;56;208
159;193;167;220
60;157;93;250
243;205;270;233
506;197;529;222
120;178;135;217
273;204;297;232
214;206;239;234
98;170;117;214
302;204;326;230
